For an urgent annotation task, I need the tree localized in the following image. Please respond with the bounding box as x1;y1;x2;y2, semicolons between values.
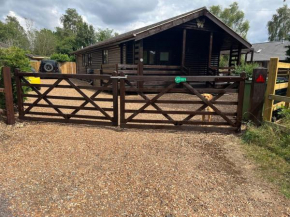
55;8;96;54
34;29;57;56
95;28;119;42
209;2;250;39
267;5;290;41
0;16;29;49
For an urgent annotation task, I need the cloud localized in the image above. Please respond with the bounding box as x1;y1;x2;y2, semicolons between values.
0;0;288;43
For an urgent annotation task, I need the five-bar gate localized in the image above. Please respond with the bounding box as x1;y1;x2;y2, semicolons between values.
14;70;246;132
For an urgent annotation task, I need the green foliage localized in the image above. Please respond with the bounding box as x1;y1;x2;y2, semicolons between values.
242;119;290;198
95;28;119;42
0;47;31;109
34;29;57;56
50;53;74;62
209;2;250;39
0;16;30;49
55;8;96;55
219;55;229;67
267;5;290;41
234;62;259;79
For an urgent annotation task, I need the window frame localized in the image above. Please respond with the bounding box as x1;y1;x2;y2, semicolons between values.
102;50;109;64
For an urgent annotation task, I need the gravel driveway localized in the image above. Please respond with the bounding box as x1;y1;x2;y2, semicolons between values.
0;79;289;216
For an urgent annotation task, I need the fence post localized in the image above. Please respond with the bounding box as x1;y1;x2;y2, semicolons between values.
249;68;268;125
236;72;246;131
14;69;24;119
286;73;290;108
263;58;279;121
2;67;15;125
119;78;125;127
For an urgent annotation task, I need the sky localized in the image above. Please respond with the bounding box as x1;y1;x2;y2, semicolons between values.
0;0;288;44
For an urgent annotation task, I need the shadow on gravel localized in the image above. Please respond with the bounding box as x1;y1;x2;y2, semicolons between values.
0;193;13;217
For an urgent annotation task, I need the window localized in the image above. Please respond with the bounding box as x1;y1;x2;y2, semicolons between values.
88;53;92;66
103;50;108;64
82;54;86;66
143;50;170;65
160;52;169;62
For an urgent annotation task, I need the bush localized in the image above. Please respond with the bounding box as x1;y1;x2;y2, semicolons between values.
50;53;75;62
0;47;31;109
234;62;259;79
242;116;290;198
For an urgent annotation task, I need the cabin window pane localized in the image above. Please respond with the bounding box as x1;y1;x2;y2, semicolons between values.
88;53;92;66
143;51;148;64
149;50;156;64
160;52;169;62
103;50;108;64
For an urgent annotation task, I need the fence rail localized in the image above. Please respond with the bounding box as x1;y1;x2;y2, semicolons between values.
263;58;290;122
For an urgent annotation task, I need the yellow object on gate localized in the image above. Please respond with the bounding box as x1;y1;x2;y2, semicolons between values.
26;76;41;85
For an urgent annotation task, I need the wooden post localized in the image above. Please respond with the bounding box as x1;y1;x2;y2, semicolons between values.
208;32;213;67
236;72;246;131
120;78;125;127
181;29;187;67
138;39;144;88
112;77;119;126
237;47;242;65
263;58;279;121
250;50;254;63
229;46;233;67
286;76;290;108
3;67;15;125
249;68;268;125
14;69;24;119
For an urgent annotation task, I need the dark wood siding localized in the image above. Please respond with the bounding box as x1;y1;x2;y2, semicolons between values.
108;45;121;64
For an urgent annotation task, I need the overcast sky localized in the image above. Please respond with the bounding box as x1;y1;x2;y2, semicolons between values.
0;0;288;44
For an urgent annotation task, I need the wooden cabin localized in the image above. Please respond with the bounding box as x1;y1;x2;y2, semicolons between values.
73;7;252;84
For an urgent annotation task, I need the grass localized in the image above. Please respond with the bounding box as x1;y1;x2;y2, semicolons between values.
242;108;290;198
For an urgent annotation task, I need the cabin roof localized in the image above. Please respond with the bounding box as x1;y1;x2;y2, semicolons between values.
73;7;251;54
246;41;290;62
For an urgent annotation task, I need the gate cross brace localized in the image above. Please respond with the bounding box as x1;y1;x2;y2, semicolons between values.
126;83;176;123
182;82;238;122
183;82;235;127
23;78;66;118
125;80;175;123
68;80;113;119
65;79;112;120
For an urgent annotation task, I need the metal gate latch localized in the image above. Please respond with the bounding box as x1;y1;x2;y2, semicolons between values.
110;75;128;79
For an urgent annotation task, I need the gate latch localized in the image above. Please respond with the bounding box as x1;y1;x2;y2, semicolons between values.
110;75;128;79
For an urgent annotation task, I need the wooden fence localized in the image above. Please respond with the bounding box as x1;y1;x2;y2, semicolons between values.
0;67;15;125
263;58;290;122
30;61;76;74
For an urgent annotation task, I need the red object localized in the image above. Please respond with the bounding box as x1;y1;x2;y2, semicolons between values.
256;74;265;83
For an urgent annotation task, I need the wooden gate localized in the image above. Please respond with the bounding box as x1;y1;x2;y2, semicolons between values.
119;74;246;132
15;71;118;126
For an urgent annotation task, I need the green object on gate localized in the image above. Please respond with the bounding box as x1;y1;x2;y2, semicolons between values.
175;76;187;84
